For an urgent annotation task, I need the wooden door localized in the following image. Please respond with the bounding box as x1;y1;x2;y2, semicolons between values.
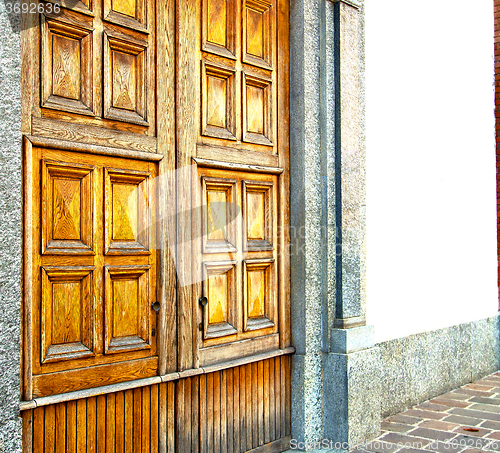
20;0;291;450
176;0;291;369
21;0;164;400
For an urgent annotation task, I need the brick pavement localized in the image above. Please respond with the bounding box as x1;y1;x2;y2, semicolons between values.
352;371;500;453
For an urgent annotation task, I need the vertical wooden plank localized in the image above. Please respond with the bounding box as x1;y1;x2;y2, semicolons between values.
45;404;56;453
55;403;66;453
245;363;252;451
285;355;291;436
251;362;258;449
232;368;239;453
167;382;175;453
96;395;106;453
156;0;177;378
142;386;151;453
133;388;142;453
124;389;133;453
277;0;291;352
258;360;265;446
274;357;281;439
22;410;33;453
33;406;44;453
191;376;200;453
206;373;214;453
184;378;193;453
239;365;246;453
21;22;36;407
176;0;197;375
76;398;87;453
264;359;270;444
106;393;116;453
226;369;233;453
280;356;287;438
269;358;276;441
67;400;77;453
151;384;159;453
115;391;125;453
158;383;167;453
213;371;221;453
199;374;207;453
87;397;97;453
221;371;227;453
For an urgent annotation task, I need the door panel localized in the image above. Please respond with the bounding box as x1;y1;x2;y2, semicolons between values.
176;0;287;369
21;0;290;448
196;168;279;365
31;148;158;397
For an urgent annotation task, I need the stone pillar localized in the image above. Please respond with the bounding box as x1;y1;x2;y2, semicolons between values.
290;0;380;449
325;0;381;447
290;0;328;445
0;3;22;452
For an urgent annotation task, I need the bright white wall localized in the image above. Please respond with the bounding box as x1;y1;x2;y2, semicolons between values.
365;0;498;342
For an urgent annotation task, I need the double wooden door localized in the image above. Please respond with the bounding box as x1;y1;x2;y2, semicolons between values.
21;0;291;451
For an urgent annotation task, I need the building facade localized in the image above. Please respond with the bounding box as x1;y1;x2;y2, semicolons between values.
0;0;499;451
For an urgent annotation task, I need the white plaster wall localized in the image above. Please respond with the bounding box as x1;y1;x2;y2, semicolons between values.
365;0;498;342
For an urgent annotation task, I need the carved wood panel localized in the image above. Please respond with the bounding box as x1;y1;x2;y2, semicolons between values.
198;0;277;156
197;168;279;363
104;0;147;31
243;180;273;251
202;0;236;59
41;266;95;363
30;146;158;397
243;73;273;145
202;261;238;339
104;168;151;255
243;259;275;331
41;12;94;116
202;62;237;140
243;0;274;69
38;0;155;135
41;160;95;255
103;32;149;126
104;265;151;354
202;176;238;253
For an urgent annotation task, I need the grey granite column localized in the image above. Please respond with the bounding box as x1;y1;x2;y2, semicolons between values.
324;0;381;447
290;0;380;449
290;0;327;445
0;3;22;452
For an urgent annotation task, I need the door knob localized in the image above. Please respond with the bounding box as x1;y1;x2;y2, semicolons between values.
151;301;161;312
199;296;208;307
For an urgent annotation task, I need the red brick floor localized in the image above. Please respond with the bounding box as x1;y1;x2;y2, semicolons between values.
352;371;500;453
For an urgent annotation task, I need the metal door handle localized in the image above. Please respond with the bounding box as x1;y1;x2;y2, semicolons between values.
199;296;208;307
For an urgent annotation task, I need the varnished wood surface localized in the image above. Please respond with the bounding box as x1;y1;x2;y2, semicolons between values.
25;381;177;453
30;147;159;397
22;0;291;449
32;118;158;154
20;347;294;411
23;356;292;452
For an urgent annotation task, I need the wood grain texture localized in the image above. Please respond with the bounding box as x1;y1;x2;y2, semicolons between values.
276;0;291;349
202;0;236;58
23;357;290;451
22;0;291;450
41;13;94;116
155;0;177;378
32;117;158;154
197;168;279;362
30;147;159;397
176;0;198;372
